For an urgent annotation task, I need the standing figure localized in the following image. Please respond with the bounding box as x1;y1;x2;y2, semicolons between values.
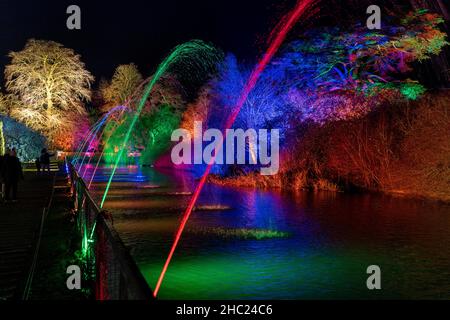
0;151;6;200
2;149;23;202
35;157;41;174
40;148;54;174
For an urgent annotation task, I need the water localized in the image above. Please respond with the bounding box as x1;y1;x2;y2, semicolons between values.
85;165;450;299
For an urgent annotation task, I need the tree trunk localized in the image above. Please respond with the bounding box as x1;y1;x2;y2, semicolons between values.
0;121;5;155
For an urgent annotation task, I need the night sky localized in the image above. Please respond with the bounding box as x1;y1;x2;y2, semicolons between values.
0;0;305;83
0;0;437;85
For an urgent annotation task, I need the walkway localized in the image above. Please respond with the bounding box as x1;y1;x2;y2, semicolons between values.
0;171;54;300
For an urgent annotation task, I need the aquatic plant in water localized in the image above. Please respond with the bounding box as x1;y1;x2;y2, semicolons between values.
188;227;290;240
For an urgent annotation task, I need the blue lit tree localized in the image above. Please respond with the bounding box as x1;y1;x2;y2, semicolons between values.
0;116;47;162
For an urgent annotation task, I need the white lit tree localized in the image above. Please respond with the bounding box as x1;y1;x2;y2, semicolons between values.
0;91;8;155
4;39;94;142
102;63;143;108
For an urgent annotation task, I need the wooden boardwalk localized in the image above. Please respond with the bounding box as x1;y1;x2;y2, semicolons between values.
0;171;54;300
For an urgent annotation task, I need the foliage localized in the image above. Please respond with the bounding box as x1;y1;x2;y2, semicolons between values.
102;114;135;165
390;92;450;201
1;116;47;161
101;75;186;164
210;54;289;132
102;63;143;107
4;39;94;143
180;85;212;136
181;10;448;133
139;104;182;164
276;9;448;122
51;114;91;151
175;9;448;183
140;75;185;114
0;121;5;155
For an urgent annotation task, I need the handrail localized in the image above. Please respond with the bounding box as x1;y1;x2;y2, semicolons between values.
68;160;154;300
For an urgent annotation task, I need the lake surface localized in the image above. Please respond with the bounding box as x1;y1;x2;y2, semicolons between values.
84;165;450;299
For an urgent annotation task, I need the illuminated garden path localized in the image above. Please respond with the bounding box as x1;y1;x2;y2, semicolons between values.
0;171;54;300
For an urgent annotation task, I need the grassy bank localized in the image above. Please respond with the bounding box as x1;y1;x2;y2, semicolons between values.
208;172;340;192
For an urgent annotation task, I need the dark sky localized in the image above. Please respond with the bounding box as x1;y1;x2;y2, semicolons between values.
0;0;434;85
0;0;303;83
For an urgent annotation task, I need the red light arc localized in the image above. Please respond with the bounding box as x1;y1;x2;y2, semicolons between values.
153;0;318;297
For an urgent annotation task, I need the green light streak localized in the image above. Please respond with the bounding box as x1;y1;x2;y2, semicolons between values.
89;221;97;240
100;71;167;207
100;40;219;208
82;215;88;258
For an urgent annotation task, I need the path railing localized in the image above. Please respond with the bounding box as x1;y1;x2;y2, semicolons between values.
68;161;154;300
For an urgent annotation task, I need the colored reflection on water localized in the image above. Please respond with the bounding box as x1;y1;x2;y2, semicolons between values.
85;165;450;299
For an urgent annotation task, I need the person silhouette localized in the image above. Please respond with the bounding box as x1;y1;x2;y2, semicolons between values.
40;148;54;174
0;149;8;201
2;148;23;202
35;157;41;174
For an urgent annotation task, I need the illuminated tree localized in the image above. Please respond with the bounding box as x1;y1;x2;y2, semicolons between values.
51;113;91;151
1;116;46;161
4;39;94;141
209;54;288;133
141;75;185;114
140;104;182;164
0;92;8;154
102;63;143;107
0;121;4;155
180;85;212;136
274;9;449;123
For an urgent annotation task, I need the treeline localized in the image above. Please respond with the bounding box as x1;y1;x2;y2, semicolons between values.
214;91;450;202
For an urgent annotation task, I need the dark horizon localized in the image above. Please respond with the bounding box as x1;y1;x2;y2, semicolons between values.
0;0;447;86
0;0;299;83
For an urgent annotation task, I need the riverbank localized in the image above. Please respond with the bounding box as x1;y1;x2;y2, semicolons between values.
209;92;450;203
209;172;450;204
208;172;340;192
